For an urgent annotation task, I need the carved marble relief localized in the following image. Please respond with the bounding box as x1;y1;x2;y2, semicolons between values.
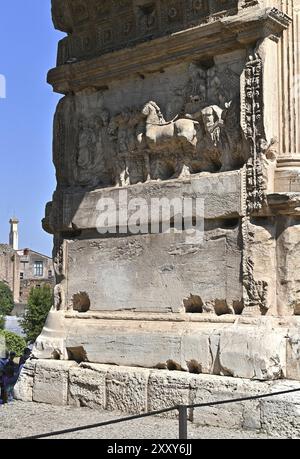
52;0;256;65
242;54;267;213
53;52;252;189
70;0;90;26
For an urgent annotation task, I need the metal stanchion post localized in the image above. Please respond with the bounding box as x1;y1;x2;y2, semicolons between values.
178;405;188;440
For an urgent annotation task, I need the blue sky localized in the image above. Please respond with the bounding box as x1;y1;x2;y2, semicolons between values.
0;1;64;256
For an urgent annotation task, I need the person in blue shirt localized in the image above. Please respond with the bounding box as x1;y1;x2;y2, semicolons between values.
2;352;18;404
0;351;9;404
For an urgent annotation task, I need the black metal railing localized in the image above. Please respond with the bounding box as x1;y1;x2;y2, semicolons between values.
20;387;300;440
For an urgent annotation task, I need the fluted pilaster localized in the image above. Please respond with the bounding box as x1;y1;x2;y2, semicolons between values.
275;0;300;191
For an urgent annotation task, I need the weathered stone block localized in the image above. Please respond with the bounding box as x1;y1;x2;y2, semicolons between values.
287;330;300;381
64;319;231;373
65;172;242;231
106;366;149;414
148;370;196;418
260;382;300;438
181;328;221;374
65;319;182;368
14;360;36;402
66;223;242;315
191;374;269;430
68;363;107;409
277;222;300;316
218;326;287;380
32;360;77;406
14;360;300;438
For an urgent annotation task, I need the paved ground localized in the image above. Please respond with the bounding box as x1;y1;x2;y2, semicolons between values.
0;401;271;439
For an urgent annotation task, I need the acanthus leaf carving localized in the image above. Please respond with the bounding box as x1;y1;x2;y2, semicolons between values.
242;54;267;214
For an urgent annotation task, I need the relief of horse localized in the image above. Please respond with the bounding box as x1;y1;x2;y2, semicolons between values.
138;101;199;149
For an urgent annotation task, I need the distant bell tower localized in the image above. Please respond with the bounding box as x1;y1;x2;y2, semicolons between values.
9;217;19;251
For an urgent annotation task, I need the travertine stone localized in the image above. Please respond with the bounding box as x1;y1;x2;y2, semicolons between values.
32;360;77;406
65;228;242;314
181;329;220;375
59;171;243;233
286;330;300;380
260;381;300;438
63;319;226;372
276;218;300;316
33;314;297;380
106;366;149;414
218;325;287;380
33;310;68;361
14;360;36;403
15;361;300;437
147;371;197;418
68;363;107;409
275;170;300;193
245;219;277;315
191;374;268;430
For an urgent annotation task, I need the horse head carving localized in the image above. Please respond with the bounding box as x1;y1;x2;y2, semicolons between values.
142;101;165;124
140;100;198;148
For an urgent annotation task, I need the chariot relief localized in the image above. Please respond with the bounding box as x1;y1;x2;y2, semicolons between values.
138;101;199;148
53;50;269;189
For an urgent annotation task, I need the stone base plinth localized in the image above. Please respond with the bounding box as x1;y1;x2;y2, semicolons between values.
15;360;300;438
31;311;300;381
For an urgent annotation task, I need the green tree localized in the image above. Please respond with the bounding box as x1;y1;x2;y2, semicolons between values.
0;330;26;357
0;282;14;316
20;285;53;343
0;315;5;330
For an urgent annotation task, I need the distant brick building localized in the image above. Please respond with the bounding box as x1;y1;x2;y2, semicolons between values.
0;219;54;306
17;248;54;304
